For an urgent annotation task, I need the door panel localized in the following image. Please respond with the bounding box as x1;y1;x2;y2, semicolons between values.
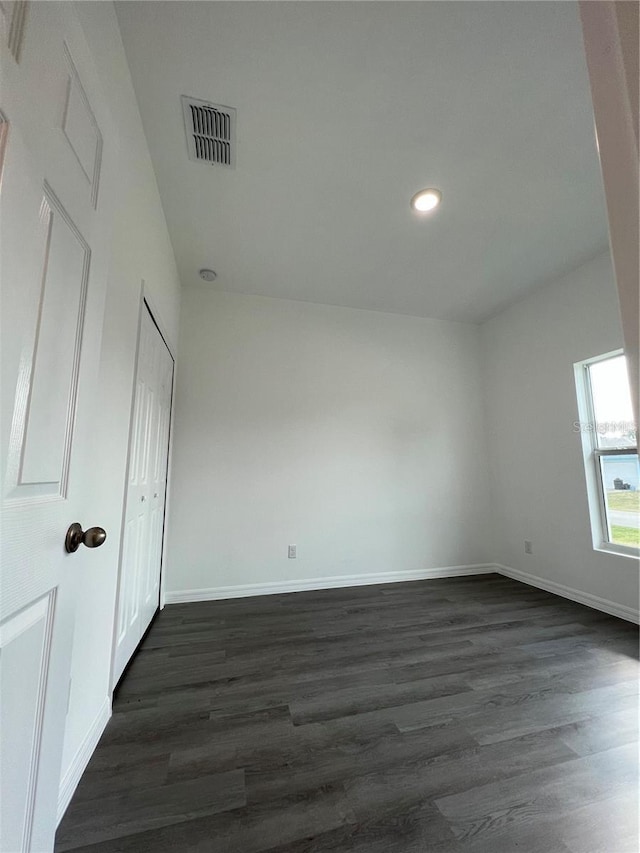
0;1;28;63
113;305;173;686
0;594;53;853
1;5;116;850
17;187;90;496
61;44;102;206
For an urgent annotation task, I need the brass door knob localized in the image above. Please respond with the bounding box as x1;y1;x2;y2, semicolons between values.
65;523;107;553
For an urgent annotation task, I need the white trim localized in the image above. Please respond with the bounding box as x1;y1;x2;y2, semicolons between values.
107;287;145;694
140;283;178;613
595;542;640;560
57;697;111;825
494;563;639;625
22;590;56;853
151;561;639;622
140;289;177;614
141;282;178;364
164;564;496;604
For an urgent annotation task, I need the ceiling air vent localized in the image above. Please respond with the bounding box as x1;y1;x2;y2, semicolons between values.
181;95;236;168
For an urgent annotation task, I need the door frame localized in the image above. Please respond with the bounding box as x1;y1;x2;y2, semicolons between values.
108;282;177;695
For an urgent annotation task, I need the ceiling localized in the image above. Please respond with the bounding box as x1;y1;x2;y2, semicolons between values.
115;1;610;323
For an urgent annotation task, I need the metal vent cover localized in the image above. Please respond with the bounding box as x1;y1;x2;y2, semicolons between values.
182;95;236;168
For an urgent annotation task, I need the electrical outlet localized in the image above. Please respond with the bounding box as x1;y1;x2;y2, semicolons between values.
524;540;533;555
288;544;297;559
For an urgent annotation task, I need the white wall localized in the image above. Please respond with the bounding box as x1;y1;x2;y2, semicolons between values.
166;290;492;597
481;250;638;612
60;2;181;791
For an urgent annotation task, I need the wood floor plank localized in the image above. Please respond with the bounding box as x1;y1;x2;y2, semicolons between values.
464;682;638;745
70;752;170;803
245;719;477;804
341;729;579;822
288;672;472;725
554;710;639;757
56;770;246;850
55;575;639;853
561;793;640;853
259;802;461;853
57;785;356;853
433;743;638;850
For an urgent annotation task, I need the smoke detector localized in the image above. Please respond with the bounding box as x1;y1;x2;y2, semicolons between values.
199;269;217;282
182;95;236;168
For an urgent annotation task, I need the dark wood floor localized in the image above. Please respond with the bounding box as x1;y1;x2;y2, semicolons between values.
56;574;639;853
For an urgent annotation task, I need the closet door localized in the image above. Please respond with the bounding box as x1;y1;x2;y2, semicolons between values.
112;305;173;686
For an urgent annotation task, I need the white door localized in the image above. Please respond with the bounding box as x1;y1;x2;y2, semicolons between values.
112;305;173;686
0;5;116;852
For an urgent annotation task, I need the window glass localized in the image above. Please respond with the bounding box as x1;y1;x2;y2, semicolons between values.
588;355;636;448
599;454;640;549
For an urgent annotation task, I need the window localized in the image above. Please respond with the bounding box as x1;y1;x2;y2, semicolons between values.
575;352;639;554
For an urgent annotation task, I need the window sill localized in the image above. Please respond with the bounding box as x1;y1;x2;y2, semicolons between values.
595;542;640;560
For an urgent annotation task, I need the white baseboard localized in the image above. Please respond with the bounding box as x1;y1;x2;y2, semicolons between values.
165;562;639;623
494;563;639;624
165;564;496;604
57;696;111;824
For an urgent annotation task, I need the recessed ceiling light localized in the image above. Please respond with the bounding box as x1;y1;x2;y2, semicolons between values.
411;188;442;213
199;268;217;281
